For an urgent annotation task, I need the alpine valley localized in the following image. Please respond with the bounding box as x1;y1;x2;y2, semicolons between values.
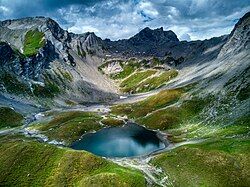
0;11;249;187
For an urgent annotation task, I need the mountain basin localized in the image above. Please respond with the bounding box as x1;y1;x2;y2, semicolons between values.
71;122;166;158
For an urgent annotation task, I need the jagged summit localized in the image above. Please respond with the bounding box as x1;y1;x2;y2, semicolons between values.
0;16;115;104
233;11;250;30
103;26;181;57
219;11;250;56
131;27;179;43
0;16;104;61
0;12;249;63
0;16;58;30
0;12;249;105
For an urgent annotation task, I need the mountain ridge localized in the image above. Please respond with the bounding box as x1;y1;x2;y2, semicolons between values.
0;12;249;112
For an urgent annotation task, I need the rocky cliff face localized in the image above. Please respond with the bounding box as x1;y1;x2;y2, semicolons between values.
103;26;227;64
0;17;117;110
219;12;250;57
104;27;180;57
170;12;250;98
0;17;105;65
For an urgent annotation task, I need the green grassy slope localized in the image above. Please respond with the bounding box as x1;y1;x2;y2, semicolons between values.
111;85;206;130
23;29;45;57
120;70;157;93
0;73;31;95
151;138;250;187
135;70;178;93
30;111;103;145
110;75;250;186
110;60;140;79
0;135;146;186
0;107;23;129
98;58;178;94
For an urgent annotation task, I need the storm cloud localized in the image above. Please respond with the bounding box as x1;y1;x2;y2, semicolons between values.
0;0;249;41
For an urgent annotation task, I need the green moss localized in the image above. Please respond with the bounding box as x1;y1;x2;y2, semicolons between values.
120;70;157;93
0;107;23;129
101;118;125;126
98;59;141;79
135;70;178;93
113;65;134;79
158;111;250;143
0;137;146;186
23;29;45;57
48;150;145;187
99;59;161;81
138;108;181;130
78;168;145;187
151;138;250;187
32;111;103;145
0;140;64;186
195;115;250;139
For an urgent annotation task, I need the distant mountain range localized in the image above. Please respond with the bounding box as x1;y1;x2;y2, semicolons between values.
0;12;249;113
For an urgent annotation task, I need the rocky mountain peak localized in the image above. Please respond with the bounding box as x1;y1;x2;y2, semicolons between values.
85;32;101;46
0;16;50;30
103;27;180;56
219;11;250;56
0;16;66;40
233;11;250;31
130;27;179;43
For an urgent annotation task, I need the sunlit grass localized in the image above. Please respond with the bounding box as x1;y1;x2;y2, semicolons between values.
23;29;45;57
120;69;157;93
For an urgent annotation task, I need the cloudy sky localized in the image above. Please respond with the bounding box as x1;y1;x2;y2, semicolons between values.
0;0;249;41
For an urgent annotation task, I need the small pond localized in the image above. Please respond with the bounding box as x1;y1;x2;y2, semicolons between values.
71;122;166;157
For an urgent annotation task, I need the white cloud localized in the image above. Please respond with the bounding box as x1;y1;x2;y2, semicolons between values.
61;1;148;40
138;1;159;17
1;0;249;41
69;25;99;34
180;33;191;41
0;5;12;17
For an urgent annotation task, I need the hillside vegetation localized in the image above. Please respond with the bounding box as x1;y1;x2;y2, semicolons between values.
99;58;178;93
0;107;23;129
23;29;45;57
0;135;146;186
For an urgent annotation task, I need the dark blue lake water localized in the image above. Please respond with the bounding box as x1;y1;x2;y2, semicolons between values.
71;123;165;157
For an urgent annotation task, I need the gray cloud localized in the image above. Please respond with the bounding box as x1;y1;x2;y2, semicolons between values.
0;0;249;40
